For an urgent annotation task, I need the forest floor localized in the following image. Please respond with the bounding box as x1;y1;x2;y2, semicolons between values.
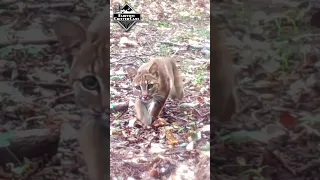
0;0;319;179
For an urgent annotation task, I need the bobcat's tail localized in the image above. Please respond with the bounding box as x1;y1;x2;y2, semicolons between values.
170;59;184;100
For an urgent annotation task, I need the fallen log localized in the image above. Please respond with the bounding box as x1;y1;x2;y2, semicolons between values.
0;129;59;165
111;101;129;113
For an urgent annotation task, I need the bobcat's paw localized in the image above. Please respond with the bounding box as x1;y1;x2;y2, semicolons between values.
152;117;169;127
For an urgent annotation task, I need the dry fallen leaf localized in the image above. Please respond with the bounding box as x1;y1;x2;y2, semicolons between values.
186;141;194;151
279;112;299;129
236;156;247;166
119;37;138;48
148;143;167;154
128;118;136;127
149;168;160;177
165;128;179;146
201;125;210;132
153;118;169;127
197;96;204;103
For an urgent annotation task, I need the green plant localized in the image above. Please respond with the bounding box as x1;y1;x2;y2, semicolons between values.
111;75;123;80
193;64;206;85
157;21;169;27
158;44;172;56
0;44;45;59
0;130;16;147
300;115;320;125
217;130;255;142
0;130;24;170
196;29;209;39
275;43;298;72
242;166;267;179
273;11;300;42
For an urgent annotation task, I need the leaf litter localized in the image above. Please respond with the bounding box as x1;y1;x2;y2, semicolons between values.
0;0;319;179
212;0;320;179
110;0;210;179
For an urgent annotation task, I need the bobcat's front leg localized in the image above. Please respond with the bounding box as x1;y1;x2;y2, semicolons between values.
150;97;167;121
78;119;109;180
150;84;170;122
135;99;152;125
135;94;168;125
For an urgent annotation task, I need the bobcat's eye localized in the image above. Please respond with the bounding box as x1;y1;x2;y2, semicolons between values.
147;84;153;89
81;75;99;90
135;85;141;90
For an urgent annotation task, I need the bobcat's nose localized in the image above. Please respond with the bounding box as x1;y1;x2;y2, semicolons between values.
142;91;148;96
141;90;149;100
91;108;109;126
141;95;148;101
99;111;109;124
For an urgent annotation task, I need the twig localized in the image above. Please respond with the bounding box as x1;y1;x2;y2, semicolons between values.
296;158;320;174
14;2;76;11
193;109;209;118
46;92;74;107
13;80;71;89
159;41;184;47
110;56;145;64
0;0;18;7
180;58;210;63
111;102;129;113
0;38;57;48
159;41;203;50
167;114;188;123
272;149;296;175
6;147;22;165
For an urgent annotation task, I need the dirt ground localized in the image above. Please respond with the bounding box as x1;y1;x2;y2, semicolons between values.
0;0;319;179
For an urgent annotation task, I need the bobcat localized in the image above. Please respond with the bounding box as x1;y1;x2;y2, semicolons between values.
211;18;238;121
52;6;110;180
126;57;184;125
52;3;236;180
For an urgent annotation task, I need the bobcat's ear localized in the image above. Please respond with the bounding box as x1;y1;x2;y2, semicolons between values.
126;67;137;78
53;18;87;48
149;63;158;75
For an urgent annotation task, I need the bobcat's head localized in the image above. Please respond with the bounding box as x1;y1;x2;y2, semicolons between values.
126;63;160;103
52;13;110;118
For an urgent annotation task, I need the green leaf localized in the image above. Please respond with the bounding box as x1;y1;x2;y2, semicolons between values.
0;130;16;147
12;166;24;175
190;131;200;141
12;164;31;175
300;115;320;125
200;143;210;151
26;45;45;55
0;46;13;58
110;75;123;80
179;142;188;147
218;130;257;142
179;102;198;107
